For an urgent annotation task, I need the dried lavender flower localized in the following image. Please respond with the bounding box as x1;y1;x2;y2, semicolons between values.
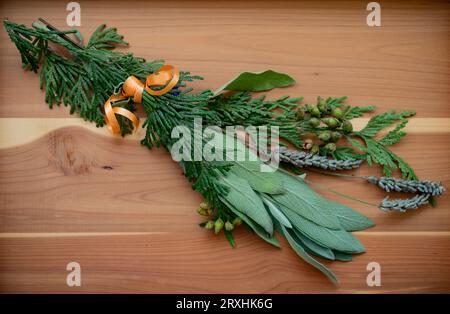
366;176;445;196
380;194;430;212
278;147;362;170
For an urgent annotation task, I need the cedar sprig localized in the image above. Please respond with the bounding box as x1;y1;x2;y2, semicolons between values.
343;105;376;119
211;92;304;148
3;19;162;127
356;110;415;138
87;24;128;49
290;95;416;179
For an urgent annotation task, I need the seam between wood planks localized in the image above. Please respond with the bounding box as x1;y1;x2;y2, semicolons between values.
0;117;449;149
0;232;167;238
355;231;450;236
0;231;449;238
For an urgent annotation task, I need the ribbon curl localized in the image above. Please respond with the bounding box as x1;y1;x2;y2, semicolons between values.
145;65;180;96
104;65;180;134
104;94;139;135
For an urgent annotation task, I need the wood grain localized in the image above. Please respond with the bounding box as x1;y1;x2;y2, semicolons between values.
1;232;449;293
1;117;449;149
0;126;449;234
0;0;449;293
1;0;449;117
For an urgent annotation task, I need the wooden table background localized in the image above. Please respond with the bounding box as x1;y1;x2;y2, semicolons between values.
0;0;449;293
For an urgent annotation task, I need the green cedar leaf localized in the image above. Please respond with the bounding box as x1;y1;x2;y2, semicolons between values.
214;70;296;96
327;201;374;231
87;24;128;49
271;172;342;230
394;150;418;180
343;105;376;119
379;120;408;146
332;147;364;161
73;29;84;44
293;229;335;260
278;204;365;253
346;137;367;153
224;230;236;248
430;196;438;207
221;197;280;248
261;194;292;228
218;172;273;234
356;110;415;138
281;225;338;283
364;137;417;180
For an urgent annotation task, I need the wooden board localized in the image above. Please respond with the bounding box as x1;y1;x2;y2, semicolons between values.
0;0;449;293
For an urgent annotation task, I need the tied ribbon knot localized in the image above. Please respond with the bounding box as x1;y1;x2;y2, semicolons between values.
104;65;180;135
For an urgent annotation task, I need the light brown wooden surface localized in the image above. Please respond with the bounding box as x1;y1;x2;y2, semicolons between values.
0;0;449;293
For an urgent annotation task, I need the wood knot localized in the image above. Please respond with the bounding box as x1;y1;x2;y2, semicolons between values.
47;128;97;176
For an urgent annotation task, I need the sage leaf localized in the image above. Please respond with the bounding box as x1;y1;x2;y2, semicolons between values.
272;172;342;230
230;161;285;194
213;70;296;96
218;172;273;234
328;200;374;231
210;129;285;194
293;229;335;260
278;204;365;253
221;197;280;248
261;194;292;228
333;251;353;262
281;225;338;283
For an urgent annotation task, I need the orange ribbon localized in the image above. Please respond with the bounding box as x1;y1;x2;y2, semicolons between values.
145;65;180;96
104;65;180;135
104;94;139;135
122;76;144;103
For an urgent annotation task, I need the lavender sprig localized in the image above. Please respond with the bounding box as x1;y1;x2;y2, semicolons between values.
366;176;445;212
278;147;362;171
276;148;445;213
380;194;430;212
366;176;445;196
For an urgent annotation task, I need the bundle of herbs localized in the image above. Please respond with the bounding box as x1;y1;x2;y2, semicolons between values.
3;19;445;282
